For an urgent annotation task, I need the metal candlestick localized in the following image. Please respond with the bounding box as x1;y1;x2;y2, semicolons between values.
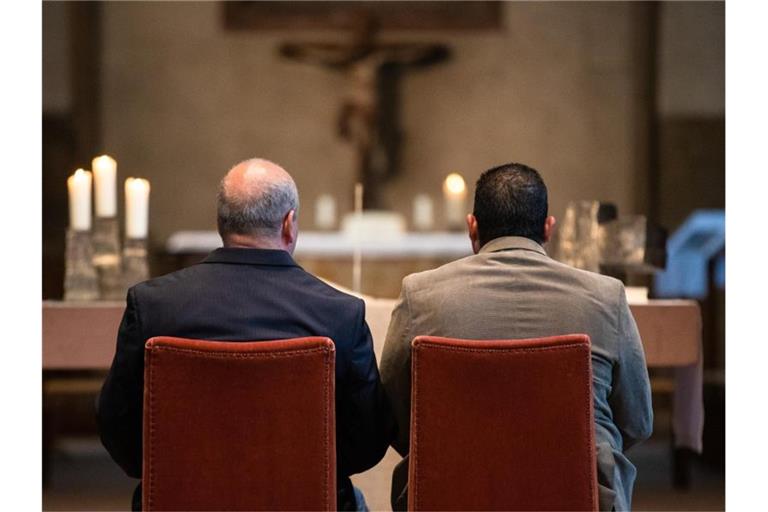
63;229;100;301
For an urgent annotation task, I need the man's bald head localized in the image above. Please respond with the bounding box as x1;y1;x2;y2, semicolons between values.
217;158;299;246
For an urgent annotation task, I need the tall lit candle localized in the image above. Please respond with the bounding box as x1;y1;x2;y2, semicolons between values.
92;155;117;217
443;172;467;229
125;178;150;239
67;169;92;231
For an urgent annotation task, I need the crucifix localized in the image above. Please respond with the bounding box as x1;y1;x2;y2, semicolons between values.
279;16;451;209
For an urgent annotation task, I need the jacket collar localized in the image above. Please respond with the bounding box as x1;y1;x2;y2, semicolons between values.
479;236;548;256
201;247;299;267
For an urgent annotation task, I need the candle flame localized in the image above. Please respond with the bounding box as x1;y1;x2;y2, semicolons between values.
443;173;466;195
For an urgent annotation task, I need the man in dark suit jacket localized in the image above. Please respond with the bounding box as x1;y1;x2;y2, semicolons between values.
97;158;393;511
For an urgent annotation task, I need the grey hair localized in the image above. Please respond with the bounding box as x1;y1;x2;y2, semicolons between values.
217;176;299;238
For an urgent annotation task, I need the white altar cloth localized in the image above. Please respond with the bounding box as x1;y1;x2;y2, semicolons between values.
166;230;473;259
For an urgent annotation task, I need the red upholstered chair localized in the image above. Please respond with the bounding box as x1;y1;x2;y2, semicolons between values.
142;336;336;511
408;334;598;511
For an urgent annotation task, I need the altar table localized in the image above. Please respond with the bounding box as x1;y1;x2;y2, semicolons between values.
43;296;702;454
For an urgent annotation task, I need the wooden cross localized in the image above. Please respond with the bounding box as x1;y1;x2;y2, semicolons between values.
279;16;450;209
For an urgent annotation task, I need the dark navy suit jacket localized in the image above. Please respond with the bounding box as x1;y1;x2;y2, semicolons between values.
97;247;393;510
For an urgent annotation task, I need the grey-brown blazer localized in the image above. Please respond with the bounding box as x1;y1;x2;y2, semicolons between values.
380;236;653;511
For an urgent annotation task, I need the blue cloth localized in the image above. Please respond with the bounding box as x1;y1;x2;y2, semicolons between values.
654;210;725;298
353;485;369;512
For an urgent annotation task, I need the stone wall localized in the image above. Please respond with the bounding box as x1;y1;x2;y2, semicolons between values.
96;1;640;247
43;1;725;248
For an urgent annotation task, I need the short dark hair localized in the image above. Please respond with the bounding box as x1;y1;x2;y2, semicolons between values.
472;162;548;246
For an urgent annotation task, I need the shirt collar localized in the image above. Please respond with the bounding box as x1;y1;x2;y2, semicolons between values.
201;247;299;267
478;236;548;256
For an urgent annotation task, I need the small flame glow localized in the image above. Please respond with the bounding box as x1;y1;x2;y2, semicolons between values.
443;173;466;195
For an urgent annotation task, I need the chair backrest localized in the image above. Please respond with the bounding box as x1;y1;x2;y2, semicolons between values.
408;334;597;511
142;336;336;511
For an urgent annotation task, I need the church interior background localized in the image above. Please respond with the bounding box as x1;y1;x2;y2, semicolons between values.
42;1;724;510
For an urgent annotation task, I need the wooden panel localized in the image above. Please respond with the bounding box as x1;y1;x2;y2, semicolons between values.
69;1;102;165
223;1;502;31
42;115;76;300
658;116;725;231
630;1;660;222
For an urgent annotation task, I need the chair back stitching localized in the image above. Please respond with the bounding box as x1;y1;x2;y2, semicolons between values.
322;348;331;510
146;345;155;511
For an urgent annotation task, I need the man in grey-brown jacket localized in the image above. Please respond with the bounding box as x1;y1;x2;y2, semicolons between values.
380;162;653;511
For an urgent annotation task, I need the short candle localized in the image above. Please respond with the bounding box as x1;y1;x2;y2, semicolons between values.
125;178;151;239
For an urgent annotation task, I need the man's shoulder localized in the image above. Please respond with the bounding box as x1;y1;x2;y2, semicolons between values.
132;262;363;309
548;258;625;301
401;253;624;304
130;264;202;296
294;270;365;310
136;259;226;291
401;254;477;291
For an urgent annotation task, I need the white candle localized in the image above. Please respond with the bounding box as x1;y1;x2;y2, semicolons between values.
315;194;337;229
443;173;467;228
125;178;150;239
92;155;117;217
413;194;434;230
67;169;92;231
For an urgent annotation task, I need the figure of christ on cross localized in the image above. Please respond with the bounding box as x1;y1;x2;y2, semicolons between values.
279;17;450;209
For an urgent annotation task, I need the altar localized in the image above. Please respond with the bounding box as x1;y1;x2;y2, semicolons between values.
43;295;703;443
46;203;710;509
48;226;705;451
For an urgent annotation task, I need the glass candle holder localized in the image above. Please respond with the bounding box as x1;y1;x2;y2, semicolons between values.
63;229;100;301
122;237;149;289
555;201;602;273
92;216;124;300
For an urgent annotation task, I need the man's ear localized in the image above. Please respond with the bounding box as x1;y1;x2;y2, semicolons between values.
467;214;481;254
542;215;556;244
282;209;297;246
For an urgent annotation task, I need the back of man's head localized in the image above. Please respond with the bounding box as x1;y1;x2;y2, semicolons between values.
217;158;300;247
472;162;548;247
